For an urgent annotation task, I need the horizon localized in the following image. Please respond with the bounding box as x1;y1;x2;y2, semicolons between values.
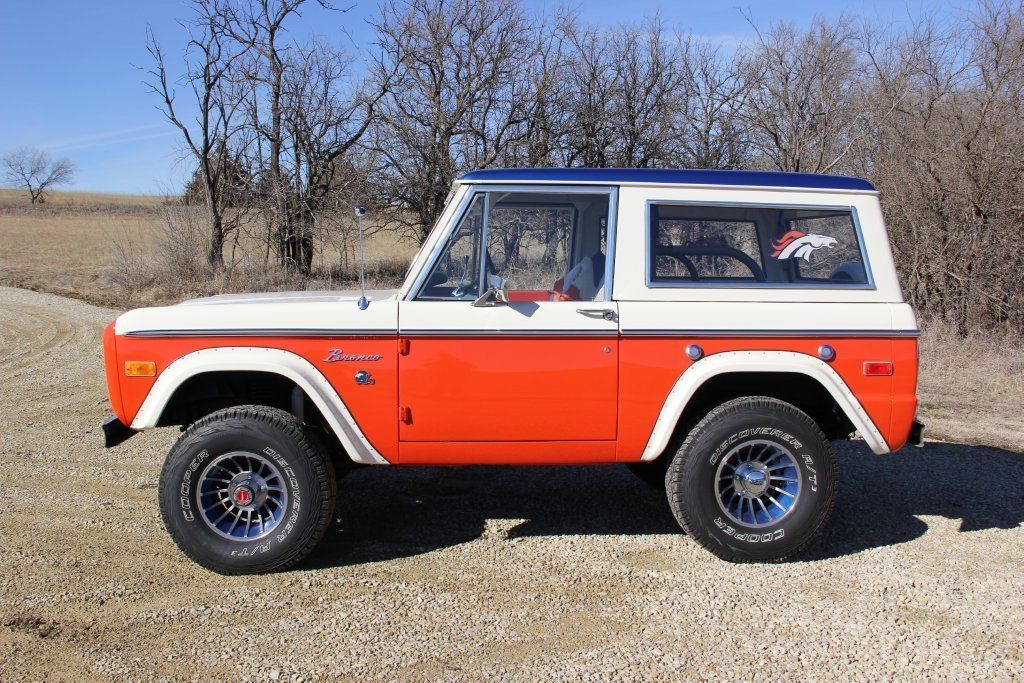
1;0;955;195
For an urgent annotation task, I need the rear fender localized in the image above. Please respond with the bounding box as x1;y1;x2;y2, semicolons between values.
640;350;889;461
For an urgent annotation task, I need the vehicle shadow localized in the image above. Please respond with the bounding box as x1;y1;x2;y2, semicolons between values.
304;441;1023;568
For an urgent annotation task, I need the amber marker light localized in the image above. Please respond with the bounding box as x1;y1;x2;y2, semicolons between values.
124;361;157;377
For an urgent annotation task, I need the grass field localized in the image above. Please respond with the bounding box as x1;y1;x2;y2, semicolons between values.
0;188;418;307
1;188;1020;451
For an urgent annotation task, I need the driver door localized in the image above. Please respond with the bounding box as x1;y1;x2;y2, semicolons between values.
397;187;619;464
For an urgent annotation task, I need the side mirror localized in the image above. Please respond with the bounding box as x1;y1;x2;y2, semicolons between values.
471;286;508;307
427;270;448;287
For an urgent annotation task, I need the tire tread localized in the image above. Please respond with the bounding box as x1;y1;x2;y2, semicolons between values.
158;405;335;575
665;396;837;562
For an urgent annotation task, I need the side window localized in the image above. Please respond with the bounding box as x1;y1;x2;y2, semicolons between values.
486;192;608;301
650;205;763;282
418;190;610;301
781;211;866;283
649;203;869;286
418;195;485;300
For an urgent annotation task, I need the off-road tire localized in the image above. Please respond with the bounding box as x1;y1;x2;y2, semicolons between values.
158;405;335;574
666;396;837;562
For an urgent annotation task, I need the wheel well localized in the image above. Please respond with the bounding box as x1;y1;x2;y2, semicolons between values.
156;371;350;465
663;371;855;456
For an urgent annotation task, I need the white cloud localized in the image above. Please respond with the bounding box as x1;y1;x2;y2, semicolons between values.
43;123;172;153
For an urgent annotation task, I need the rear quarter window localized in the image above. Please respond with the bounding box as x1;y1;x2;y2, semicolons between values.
648;202;870;286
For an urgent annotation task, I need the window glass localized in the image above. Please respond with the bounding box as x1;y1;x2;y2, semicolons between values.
783;211;865;282
486;192;608;301
418;190;610;301
649;203;868;285
418;195;485;300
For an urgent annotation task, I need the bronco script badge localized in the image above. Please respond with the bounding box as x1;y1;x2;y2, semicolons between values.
324;349;382;362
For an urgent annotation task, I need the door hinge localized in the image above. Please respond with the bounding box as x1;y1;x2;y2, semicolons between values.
399;338;410;355
399;405;412;424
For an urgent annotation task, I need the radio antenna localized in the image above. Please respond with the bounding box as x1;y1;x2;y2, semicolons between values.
355;204;368;310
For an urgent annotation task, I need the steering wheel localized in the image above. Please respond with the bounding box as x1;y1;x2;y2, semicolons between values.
655;246;767;282
452;252;503;299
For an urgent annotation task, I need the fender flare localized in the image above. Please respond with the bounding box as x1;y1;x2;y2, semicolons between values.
130;346;390;465
639;350;890;461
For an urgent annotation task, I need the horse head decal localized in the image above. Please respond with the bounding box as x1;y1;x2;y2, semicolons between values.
771;230;838;262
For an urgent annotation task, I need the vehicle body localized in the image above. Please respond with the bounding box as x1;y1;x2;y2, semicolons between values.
102;168;923;573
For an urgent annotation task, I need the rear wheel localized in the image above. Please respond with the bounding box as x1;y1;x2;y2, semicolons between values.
666;396;837;562
158;405;335;574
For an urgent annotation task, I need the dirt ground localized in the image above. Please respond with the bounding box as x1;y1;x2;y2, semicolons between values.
1;286;1022;681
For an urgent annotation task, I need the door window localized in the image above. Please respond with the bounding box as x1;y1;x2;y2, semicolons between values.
418;190;611;301
418;195;485;300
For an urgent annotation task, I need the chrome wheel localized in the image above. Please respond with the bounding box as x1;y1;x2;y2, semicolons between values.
715;440;801;528
197;451;288;541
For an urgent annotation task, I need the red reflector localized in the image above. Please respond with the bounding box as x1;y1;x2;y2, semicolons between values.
863;361;894;376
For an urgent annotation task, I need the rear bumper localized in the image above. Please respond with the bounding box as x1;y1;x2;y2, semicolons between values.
102;416;137;448
908;417;926;447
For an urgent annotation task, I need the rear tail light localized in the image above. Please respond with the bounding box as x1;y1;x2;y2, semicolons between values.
863;361;894;376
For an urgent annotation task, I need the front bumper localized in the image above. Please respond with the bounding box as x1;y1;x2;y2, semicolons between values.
908;417;926;447
102;416;137;448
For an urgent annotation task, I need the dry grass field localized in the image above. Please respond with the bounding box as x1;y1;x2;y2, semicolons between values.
0;189;418;308
0;189;1020;452
0;190;168;305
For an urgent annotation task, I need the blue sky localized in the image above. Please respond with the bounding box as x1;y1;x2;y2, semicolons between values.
0;0;952;194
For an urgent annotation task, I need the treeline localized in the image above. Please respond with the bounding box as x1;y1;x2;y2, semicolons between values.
151;0;1024;334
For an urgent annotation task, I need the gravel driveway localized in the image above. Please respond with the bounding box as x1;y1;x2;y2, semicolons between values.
1;286;1021;681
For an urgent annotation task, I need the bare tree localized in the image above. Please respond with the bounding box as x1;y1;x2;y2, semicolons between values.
216;0;338;273
146;0;246;269
281;39;394;272
561;16;691;168
134;0;1024;336
1;147;76;204
865;0;1024;333
739;15;868;173
561;20;616;167
673;38;751;169
369;0;541;241
606;17;685;167
497;13;572;168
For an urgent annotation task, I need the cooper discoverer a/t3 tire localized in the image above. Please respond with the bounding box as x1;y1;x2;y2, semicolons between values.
158;405;335;574
666;396;837;562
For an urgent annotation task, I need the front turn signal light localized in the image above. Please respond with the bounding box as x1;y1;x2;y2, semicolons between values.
124;361;157;377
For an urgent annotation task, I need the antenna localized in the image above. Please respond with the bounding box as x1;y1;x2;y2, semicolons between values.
355;204;368;310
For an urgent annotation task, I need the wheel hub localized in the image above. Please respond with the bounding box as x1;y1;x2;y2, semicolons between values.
228;473;268;510
714;439;801;528
733;461;769;497
197;451;288;541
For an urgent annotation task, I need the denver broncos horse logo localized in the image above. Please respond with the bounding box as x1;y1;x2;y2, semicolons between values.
771;230;838;261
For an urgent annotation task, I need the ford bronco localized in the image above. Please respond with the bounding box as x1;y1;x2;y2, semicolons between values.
102;168;923;574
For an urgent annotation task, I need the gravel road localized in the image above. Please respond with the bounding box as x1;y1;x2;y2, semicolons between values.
1;285;1022;681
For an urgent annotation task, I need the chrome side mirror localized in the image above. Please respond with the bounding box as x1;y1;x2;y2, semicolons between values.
471;286;508;307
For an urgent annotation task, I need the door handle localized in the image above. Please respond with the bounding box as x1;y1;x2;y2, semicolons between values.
577;308;616;321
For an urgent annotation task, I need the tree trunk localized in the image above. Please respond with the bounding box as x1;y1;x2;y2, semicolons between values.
207;206;225;269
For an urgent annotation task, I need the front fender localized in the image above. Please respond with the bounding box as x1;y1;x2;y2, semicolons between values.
130;346;389;465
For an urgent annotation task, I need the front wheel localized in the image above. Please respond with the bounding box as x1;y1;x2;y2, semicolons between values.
158;405;336;574
666;396;837;562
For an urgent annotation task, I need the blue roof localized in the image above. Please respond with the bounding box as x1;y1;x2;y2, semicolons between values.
460;167;875;192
